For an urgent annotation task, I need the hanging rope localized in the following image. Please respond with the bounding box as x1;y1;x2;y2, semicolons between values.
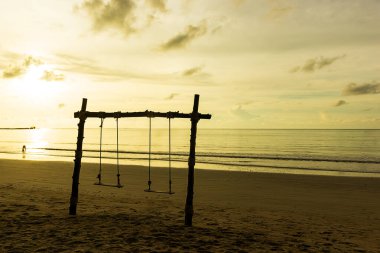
96;118;105;184
116;117;121;187
147;116;152;190
168;117;172;193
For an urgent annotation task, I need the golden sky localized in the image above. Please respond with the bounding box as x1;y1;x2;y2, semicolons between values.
0;0;379;129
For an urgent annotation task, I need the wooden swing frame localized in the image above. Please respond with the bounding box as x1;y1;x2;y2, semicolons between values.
68;94;211;226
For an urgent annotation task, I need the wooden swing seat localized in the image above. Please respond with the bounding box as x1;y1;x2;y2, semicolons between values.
144;189;174;194
94;182;123;188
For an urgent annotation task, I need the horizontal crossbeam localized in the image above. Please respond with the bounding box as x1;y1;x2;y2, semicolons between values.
74;110;212;120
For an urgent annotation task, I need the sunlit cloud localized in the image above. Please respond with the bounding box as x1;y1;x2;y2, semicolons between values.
2;55;43;79
76;0;137;36
146;0;167;13
182;66;203;77
160;21;207;51
342;82;380;96
231;105;255;119
55;53;149;81
334;100;347;107
41;70;65;82
291;55;345;73
3;65;23;78
267;6;293;20
267;6;293;19
23;55;43;67
179;65;212;80
238;100;254;106
266;0;293;20
232;0;246;7
165;93;179;100
55;53;212;85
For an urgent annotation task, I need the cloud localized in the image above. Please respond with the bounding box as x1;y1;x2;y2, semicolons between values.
266;6;293;20
146;0;167;13
3;65;23;78
54;53;214;85
179;65;211;79
334;100;347;107
55;53;143;81
182;66;203;77
231;105;255;119
2;55;43;79
232;0;246;7
265;0;293;20
238;100;254;106
289;66;300;73
77;0;137;36
23;55;43;67
342;82;380;96
41;70;65;81
165;93;179;100
291;55;345;73
160;21;207;51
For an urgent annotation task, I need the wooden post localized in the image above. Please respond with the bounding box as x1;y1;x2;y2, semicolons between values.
69;98;87;215
185;94;200;226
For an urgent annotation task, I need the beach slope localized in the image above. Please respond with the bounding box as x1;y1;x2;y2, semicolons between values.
1;159;380;252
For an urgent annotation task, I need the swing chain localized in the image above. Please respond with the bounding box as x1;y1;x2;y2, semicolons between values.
97;117;105;184
168;117;172;194
116;117;122;187
147;117;152;190
145;116;174;194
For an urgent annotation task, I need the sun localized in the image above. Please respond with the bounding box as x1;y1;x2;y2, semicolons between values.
13;64;65;102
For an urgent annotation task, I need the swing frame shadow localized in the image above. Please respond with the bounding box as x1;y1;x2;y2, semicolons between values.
69;94;211;226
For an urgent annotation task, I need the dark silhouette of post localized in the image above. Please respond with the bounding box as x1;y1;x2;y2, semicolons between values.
185;94;200;226
69;98;87;215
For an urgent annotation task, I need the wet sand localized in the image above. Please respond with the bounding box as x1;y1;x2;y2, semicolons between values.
1;159;380;252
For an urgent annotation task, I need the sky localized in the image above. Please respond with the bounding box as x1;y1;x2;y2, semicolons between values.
0;0;379;129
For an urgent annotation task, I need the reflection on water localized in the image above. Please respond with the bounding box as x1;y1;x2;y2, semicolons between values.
0;128;380;177
27;128;49;156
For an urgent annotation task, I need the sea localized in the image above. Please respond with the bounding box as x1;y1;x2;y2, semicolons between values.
0;128;379;177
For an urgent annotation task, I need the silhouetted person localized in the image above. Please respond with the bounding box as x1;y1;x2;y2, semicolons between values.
22;145;26;153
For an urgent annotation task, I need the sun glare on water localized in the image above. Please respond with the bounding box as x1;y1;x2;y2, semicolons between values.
25;128;49;158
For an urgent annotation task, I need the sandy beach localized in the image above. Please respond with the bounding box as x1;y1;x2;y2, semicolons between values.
1;159;380;252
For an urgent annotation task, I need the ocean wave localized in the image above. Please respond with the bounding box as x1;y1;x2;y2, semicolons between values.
36;147;380;164
1;149;380;175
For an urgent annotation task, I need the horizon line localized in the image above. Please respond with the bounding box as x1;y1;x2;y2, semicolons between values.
4;127;380;131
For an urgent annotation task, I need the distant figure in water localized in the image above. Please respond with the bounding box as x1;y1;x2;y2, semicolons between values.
22;145;26;159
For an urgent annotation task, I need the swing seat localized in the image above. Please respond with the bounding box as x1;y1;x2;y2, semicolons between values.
144;189;174;194
94;182;123;188
144;117;174;196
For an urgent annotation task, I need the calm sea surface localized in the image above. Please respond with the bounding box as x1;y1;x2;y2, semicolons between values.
0;128;379;177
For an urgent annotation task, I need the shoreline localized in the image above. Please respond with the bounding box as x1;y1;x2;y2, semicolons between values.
1;159;380;251
1;155;380;178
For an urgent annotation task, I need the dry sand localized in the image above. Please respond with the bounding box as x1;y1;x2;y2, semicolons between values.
1;159;380;252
